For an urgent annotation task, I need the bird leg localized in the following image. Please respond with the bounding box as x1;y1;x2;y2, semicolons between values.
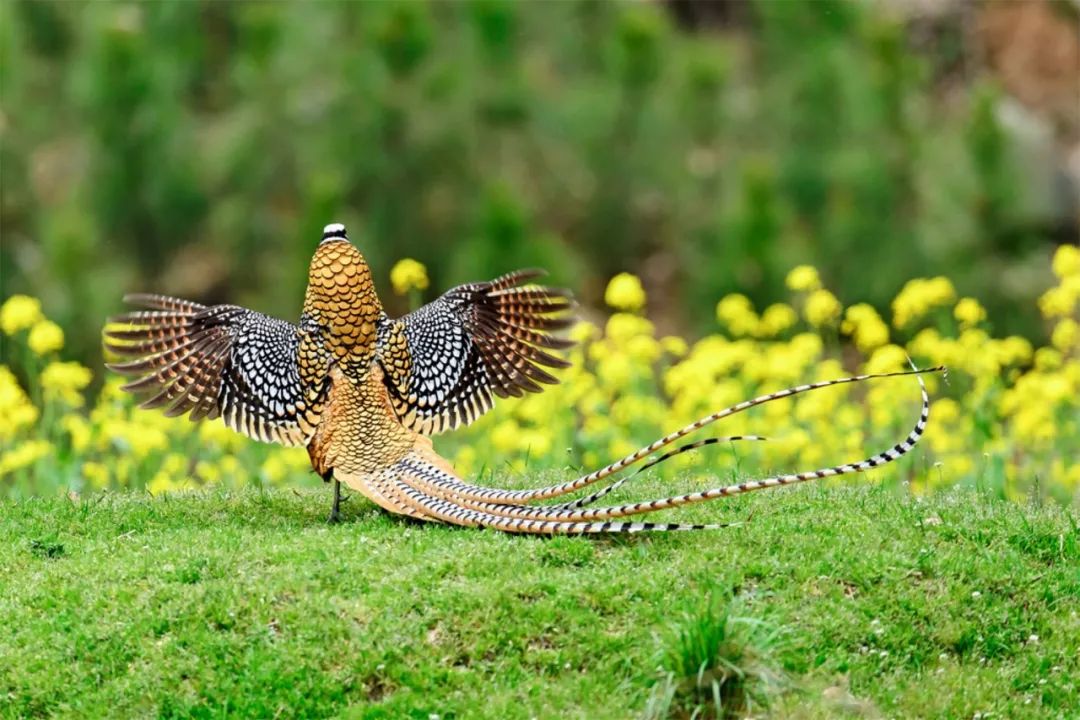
327;476;347;524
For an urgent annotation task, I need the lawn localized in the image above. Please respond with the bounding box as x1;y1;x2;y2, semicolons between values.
2;481;1077;719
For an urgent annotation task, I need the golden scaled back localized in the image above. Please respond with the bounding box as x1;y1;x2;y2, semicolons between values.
302;228;384;368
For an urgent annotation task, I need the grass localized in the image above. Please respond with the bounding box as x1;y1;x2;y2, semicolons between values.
1;479;1077;719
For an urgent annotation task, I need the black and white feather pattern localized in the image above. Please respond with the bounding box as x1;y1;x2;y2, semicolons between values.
104;294;325;446
377;269;574;435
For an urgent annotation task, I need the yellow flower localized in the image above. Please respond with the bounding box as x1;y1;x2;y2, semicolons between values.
1052;244;1080;280
841;303;889;353
0;365;39;439
626;335;660;363
453;445;478;477
40;361;93;406
995;336;1033;366
28;320;64;355
390;258;429;295
1034;347;1062;371
757;303;797;338
785;265;821;292
491;420;520;453
606;313;654;344
597;353;633;388
195;460;220;485
715;294;758;337
804;289;841;327
865;344;907;374
518;429;553;457
1052;318;1078;353
199;418;246;452
81;461;110;489
892;277;956;329
1038;286;1076;319
604;272;646;312
61;414;92;452
103;418;168;459
150;464;195;494
660;335;688;357
1;295;44;335
0;440;52;475
261;453;288;484
569;321;599;344
954;297;986;329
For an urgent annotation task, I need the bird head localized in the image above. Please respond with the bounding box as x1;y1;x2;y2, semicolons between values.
302;223;383;362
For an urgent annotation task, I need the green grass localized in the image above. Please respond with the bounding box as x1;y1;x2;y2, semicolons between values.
2;481;1077;719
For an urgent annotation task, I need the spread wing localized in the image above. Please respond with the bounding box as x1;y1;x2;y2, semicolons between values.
104;294;327;446
376;269;575;435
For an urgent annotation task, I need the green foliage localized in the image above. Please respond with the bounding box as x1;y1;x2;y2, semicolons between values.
1;0;1054;373
1;485;1077;717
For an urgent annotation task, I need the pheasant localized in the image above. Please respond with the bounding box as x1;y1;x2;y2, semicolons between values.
105;223;943;533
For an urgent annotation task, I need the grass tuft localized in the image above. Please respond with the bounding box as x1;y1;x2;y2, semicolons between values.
646;594;787;719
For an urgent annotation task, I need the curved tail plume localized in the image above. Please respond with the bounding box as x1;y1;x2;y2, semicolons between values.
336;365;945;534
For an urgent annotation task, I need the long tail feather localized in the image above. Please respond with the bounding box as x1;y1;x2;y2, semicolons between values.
393;366;945;507
337;366;942;533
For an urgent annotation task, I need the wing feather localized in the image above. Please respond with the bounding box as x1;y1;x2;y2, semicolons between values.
377;269;574;434
104;294;327;446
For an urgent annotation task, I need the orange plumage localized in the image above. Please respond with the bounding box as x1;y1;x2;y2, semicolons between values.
105;223;942;532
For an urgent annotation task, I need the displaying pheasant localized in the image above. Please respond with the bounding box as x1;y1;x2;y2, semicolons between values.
105;223;943;532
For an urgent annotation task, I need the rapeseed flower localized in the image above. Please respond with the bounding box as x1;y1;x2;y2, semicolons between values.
606;313;654;344
61;415;92;452
1034;347;1062;371
28;320;64;355
81;461;109;489
865;344;907;374
1052;244;1080;279
996;336;1034;366
261;454;289;484
892;277;956;329
0;366;39;439
757;303;797;338
842;303;889;353
491;420;520;453
390;258;429;295
1052;318;1077;353
786;265;821;292
1038;286;1076;318
660;335;688;357
804;289;842;327
715;294;758;337
0;440;53;475
954;298;986;329
570;321;599;344
41;361;93;406
1;295;43;335
604;272;646;312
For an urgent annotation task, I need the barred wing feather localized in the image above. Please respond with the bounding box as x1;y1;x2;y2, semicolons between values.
104;294;325;446
376;269;574;435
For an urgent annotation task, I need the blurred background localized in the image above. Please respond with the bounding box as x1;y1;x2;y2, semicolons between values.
2;0;1078;370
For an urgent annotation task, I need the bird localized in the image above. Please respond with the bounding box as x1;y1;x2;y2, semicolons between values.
104;223;943;533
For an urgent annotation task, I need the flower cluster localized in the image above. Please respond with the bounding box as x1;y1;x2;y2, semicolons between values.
390;258;430;295
1;247;1077;503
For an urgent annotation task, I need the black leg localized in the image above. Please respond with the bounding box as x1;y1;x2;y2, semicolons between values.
327;478;343;524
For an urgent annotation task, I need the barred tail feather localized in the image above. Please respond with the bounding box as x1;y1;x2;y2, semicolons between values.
392;366;945;507
340;366;941;534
